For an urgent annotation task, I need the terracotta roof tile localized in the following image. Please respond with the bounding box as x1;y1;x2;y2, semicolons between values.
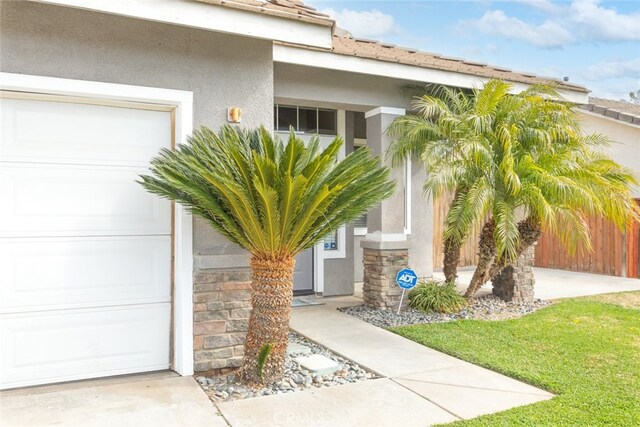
582;97;640;124
327;34;588;93
195;0;334;27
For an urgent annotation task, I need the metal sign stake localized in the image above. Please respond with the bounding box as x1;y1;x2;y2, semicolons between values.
397;288;407;315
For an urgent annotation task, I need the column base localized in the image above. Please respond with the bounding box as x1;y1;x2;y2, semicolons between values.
361;240;410;310
491;246;536;303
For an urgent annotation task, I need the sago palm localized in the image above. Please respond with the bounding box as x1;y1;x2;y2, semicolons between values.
139;125;395;383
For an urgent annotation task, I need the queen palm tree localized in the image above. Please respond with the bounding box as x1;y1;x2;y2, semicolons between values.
139;125;394;384
389;80;639;299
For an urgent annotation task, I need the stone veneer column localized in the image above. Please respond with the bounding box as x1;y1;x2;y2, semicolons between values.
192;268;252;373
361;107;410;310
362;241;410;309
491;246;536;303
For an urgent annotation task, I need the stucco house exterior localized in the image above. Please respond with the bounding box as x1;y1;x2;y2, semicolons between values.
0;0;590;389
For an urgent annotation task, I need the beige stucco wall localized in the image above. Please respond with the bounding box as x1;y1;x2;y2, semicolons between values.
0;0;274;268
580;112;640;197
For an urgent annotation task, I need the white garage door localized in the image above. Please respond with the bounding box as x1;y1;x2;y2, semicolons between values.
0;95;173;389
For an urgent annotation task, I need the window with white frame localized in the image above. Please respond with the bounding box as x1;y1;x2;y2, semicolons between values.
274;104;337;135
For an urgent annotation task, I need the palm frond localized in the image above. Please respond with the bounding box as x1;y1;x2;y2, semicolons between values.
386;78;639;262
140;125;395;260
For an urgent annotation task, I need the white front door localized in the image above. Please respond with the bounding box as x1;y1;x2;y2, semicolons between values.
0;95;173;389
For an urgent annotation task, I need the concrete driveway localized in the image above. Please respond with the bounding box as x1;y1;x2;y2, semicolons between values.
0;372;226;427
442;267;640;299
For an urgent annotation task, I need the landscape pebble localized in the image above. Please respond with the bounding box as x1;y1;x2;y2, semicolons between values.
339;294;551;328
197;332;375;403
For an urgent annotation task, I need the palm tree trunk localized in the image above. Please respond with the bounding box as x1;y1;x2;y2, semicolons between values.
443;236;462;283
240;256;294;385
442;189;464;283
464;219;496;299
489;217;542;280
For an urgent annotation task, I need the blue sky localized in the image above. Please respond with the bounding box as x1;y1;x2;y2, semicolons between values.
311;0;640;100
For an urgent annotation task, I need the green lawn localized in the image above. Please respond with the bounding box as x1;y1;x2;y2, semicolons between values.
391;292;640;426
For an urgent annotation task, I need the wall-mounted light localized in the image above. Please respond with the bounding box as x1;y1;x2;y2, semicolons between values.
227;107;242;123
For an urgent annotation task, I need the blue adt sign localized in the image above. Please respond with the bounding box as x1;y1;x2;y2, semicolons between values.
396;268;418;290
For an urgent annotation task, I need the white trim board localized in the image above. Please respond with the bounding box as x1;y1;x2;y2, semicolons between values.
273;45;589;105
30;0;332;49
365;107;405;119
404;156;412;235
0;72;195;378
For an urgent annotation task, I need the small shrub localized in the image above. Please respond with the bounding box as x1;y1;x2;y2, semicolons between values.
408;280;467;313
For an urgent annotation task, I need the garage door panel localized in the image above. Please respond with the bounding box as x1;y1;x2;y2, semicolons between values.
0;98;171;166
0;236;171;313
0;163;171;237
0;92;173;390
0;304;170;389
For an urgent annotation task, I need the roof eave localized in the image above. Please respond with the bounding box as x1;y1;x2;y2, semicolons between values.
273;44;590;104
29;0;334;49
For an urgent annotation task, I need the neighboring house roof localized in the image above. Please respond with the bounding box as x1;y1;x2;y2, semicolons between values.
582;97;640;125
326;33;588;93
196;0;334;27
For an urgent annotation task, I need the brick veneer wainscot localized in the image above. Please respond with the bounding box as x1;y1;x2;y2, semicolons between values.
193;268;252;372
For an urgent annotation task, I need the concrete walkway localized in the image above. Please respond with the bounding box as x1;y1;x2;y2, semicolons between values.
217;297;553;426
6;269;634;427
0;372;225;427
434;267;640;299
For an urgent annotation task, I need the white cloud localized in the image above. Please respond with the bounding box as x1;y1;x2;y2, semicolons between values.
569;0;640;42
582;57;640;80
517;0;562;14
465;0;640;48
584;77;640;100
321;8;396;39
470;10;573;48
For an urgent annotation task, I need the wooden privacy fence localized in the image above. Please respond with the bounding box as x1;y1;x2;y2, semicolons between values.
434;194;640;278
535;203;640;278
627;216;639;278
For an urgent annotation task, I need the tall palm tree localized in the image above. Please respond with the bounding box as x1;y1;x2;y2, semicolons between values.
462;133;639;298
389;80;639;299
387;84;477;283
139;125;395;383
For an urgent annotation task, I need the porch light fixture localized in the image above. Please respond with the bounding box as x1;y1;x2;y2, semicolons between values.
227;107;242;123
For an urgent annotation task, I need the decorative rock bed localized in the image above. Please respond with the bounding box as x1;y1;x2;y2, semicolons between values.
339;294;551;328
197;332;375;403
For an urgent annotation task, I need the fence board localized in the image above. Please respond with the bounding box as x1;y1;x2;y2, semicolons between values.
536;210;638;278
627;209;639;278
